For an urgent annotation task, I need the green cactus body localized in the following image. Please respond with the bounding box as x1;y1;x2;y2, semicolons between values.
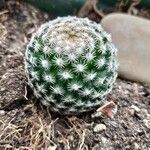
25;16;118;114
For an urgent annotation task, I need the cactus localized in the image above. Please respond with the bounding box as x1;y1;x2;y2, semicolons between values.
25;16;118;114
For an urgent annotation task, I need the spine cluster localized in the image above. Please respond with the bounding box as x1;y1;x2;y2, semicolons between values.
25;16;118;114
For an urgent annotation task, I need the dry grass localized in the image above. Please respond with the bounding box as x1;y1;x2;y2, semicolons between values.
0;101;95;150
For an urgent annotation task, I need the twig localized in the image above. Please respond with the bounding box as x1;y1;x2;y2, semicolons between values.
128;0;141;13
0;10;9;16
78;130;86;150
78;0;104;18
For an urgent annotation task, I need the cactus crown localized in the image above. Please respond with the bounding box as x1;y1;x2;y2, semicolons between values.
25;16;118;114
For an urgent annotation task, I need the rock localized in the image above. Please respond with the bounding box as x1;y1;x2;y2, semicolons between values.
0;67;26;109
131;105;140;112
133;142;140;150
101;14;150;84
93;124;106;132
92;101;117;119
96;101;117;118
143;119;150;129
128;108;135;116
92;144;101;150
48;144;57;150
0;110;5;115
100;137;113;150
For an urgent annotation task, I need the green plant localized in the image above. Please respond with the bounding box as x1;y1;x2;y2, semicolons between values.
25;16;118;114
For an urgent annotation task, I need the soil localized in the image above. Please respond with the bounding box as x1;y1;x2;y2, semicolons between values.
0;1;150;150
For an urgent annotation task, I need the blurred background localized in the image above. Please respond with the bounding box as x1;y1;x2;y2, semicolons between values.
0;0;150;150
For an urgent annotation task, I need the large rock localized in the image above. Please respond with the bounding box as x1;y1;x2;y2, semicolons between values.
101;13;150;84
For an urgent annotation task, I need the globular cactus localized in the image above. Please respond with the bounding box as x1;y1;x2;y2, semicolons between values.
25;16;118;114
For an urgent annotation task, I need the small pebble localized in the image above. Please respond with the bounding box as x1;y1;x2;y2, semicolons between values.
143;119;150;129
93;124;106;132
128;108;135;116
91;111;102;118
0;110;5;115
0;87;5;91
101;137;107;143
48;144;57;150
133;142;140;149
131;105;140;112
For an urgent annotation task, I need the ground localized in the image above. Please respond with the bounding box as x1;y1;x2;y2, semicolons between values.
0;1;150;150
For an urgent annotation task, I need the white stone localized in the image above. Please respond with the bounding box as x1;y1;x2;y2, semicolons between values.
0;110;5;115
93;124;106;132
131;105;140;112
101;14;150;84
133;143;140;150
48;144;57;150
143;119;150;129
